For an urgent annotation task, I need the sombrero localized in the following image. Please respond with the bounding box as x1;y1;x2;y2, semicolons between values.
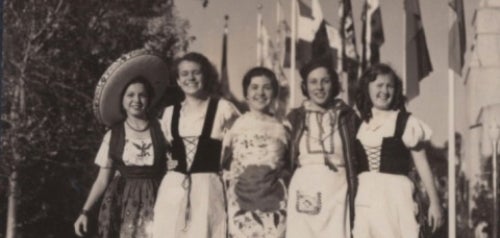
93;49;169;127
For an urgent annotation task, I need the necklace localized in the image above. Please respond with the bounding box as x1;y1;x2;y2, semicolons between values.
125;120;150;132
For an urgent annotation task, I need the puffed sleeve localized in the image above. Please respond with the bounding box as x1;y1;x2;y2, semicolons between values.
94;131;113;168
402;115;433;149
160;106;174;143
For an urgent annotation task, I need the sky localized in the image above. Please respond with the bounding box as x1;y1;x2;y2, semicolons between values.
174;0;478;146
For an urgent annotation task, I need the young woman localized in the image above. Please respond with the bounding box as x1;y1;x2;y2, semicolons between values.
352;63;443;238
153;52;240;238
74;76;167;238
222;67;288;238
285;59;359;238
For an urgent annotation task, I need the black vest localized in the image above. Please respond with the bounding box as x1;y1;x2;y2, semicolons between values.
108;119;167;179
356;112;412;175
171;98;222;174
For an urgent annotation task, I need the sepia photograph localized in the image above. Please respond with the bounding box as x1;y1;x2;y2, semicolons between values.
1;0;499;237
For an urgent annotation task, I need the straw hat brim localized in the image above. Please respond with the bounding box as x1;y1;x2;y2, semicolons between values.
93;49;169;127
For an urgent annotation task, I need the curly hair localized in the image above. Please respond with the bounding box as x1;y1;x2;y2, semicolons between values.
356;63;406;122
299;58;340;99
242;67;279;99
173;52;221;97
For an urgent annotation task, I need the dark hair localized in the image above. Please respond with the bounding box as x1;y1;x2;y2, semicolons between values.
356;63;406;122
242;67;279;99
173;52;220;96
120;75;155;118
299;59;340;98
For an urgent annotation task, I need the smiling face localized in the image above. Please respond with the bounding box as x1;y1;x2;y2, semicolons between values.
306;67;333;106
122;82;148;118
246;75;274;113
177;60;204;97
369;74;395;110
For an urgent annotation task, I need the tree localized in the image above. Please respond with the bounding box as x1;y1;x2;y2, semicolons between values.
1;0;189;237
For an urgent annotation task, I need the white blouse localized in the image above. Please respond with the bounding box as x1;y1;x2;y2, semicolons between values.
94;124;158;168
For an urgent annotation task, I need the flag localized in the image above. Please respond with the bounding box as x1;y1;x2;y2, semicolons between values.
262;25;274;68
339;0;359;70
405;0;433;100
315;21;340;67
449;0;466;75
293;0;338;68
258;22;274;68
361;0;384;71
220;15;239;105
275;0;290;83
339;0;360;104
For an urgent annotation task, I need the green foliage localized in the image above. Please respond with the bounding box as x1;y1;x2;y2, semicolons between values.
1;0;189;236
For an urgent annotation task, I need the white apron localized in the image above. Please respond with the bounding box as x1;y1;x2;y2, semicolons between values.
286;165;350;238
153;171;226;238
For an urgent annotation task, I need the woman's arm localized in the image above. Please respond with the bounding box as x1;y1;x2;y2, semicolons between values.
411;148;443;233
74;167;115;237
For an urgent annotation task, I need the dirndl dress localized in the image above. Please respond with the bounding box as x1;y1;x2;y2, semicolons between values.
153;98;240;238
96;120;166;238
352;110;432;238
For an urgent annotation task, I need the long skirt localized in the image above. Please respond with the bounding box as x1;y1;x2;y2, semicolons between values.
352;172;419;238
98;176;159;238
153;171;226;238
286;164;350;238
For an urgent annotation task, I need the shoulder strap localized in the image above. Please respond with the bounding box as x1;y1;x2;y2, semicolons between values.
149;119;167;173
108;122;125;161
394;111;411;138
171;103;182;139
200;98;219;138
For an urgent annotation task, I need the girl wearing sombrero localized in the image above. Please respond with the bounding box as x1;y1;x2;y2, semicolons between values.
153;52;240;238
74;50;169;238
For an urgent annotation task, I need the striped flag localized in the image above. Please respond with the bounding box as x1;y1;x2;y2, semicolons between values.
405;0;433;100
449;0;466;75
361;0;384;72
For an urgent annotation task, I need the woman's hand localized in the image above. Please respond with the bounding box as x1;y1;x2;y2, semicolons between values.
74;214;88;237
428;201;444;233
166;152;178;170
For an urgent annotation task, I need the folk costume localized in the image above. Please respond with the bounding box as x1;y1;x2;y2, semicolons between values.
153;98;239;238
92;49;170;238
223;112;289;238
352;109;432;238
285;100;359;238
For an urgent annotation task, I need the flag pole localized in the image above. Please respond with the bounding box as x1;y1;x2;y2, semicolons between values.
257;4;263;66
290;0;297;109
448;69;456;238
403;2;407;99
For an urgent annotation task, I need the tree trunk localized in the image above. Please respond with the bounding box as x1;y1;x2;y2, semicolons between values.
6;170;18;238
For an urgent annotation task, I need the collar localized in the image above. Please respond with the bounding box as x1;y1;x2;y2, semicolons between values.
303;99;345;113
